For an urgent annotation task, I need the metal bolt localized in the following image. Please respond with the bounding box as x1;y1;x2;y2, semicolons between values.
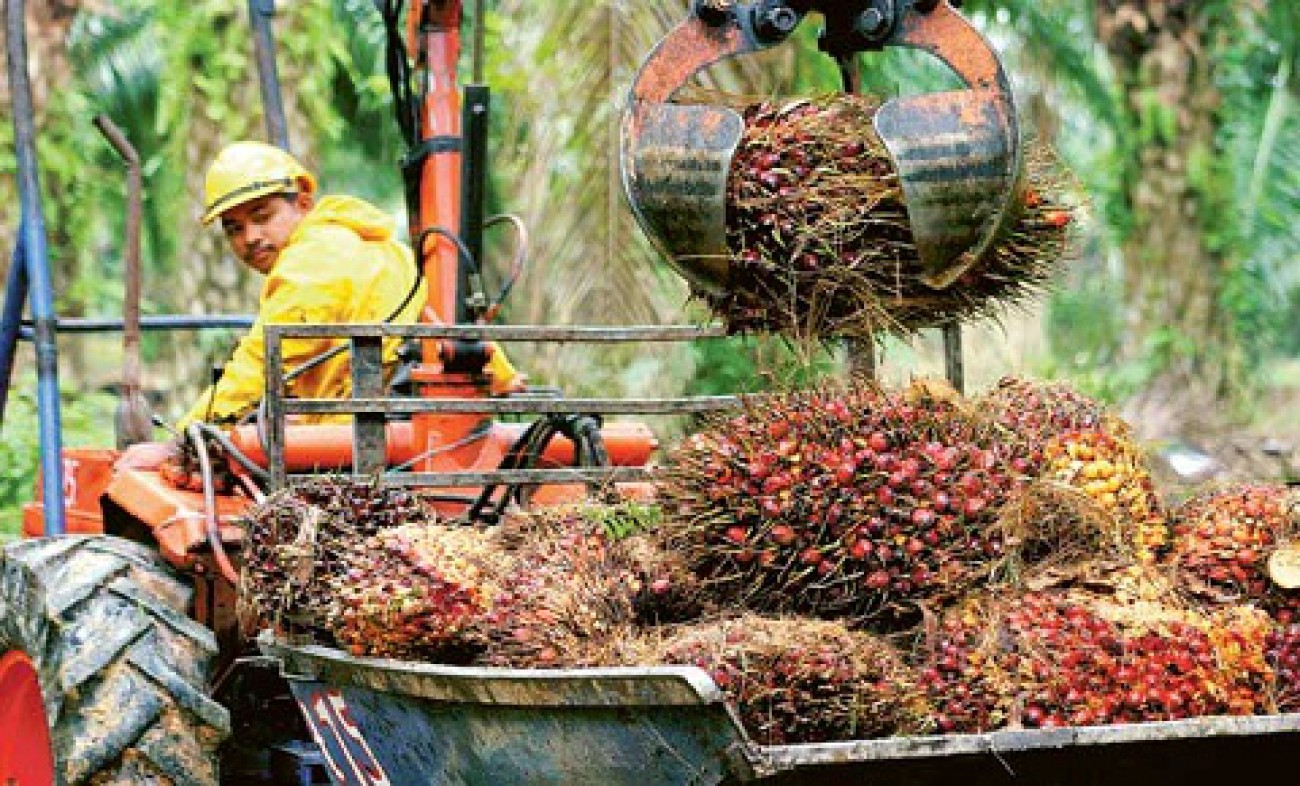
755;5;800;41
694;0;732;27
856;8;888;37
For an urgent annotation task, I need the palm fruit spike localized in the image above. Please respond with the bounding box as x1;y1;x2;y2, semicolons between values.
980;375;1107;444
648;616;927;745
664;377;1038;630
714;95;1072;340
237;476;434;638
1170;483;1300;622
919;572;1272;732
330;524;501;661
1041;424;1168;563
474;508;639;668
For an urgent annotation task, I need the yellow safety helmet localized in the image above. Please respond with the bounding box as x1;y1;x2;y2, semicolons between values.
201;141;317;225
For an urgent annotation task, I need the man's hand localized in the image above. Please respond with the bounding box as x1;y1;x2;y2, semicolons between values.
115;439;181;471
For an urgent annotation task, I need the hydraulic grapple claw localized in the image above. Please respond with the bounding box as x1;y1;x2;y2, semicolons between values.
620;0;1022;293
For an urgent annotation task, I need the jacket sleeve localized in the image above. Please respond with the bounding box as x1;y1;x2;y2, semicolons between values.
178;236;357;428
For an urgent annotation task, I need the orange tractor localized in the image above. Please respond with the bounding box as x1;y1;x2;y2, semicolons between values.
0;0;1021;783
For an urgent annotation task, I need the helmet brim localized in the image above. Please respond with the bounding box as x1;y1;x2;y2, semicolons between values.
201;174;313;225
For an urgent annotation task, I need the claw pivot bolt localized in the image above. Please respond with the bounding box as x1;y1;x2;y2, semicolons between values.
755;5;800;42
855;8;888;37
694;0;732;26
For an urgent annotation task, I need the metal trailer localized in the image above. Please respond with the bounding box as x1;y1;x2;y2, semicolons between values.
260;633;1300;786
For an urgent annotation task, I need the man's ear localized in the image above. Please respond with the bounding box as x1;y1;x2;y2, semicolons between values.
295;191;315;212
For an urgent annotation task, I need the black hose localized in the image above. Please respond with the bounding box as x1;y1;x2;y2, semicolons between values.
197;421;270;485
187;424;242;584
465;413;610;524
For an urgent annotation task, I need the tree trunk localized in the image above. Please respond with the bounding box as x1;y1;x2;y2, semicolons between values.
1096;1;1233;425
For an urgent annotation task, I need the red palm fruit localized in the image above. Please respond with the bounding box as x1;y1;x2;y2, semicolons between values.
1170;484;1300;620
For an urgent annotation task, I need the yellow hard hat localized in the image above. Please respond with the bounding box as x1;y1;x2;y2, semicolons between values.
201;141;317;225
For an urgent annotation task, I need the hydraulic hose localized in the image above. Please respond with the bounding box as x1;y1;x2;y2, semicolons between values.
188;424;242;585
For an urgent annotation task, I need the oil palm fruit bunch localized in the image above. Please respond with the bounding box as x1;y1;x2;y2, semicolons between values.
1169;484;1300;621
237;477;433;637
619;531;712;625
980;375;1107;443
982;377;1167;562
711;95;1072;339
331;524;503;661
474;507;651;667
493;505;708;629
918;568;1272;732
645;616;926;745
664;378;1037;629
1265;624;1300;712
1039;426;1168;563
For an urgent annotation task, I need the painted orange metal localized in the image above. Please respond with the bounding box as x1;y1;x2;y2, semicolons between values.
0;651;53;785
411;0;464;331
101;470;248;568
409;370;489;474
228;420;656;472
628;15;751;105
20;448;117;537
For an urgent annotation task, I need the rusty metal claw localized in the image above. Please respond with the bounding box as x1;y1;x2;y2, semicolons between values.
619;4;773;292
620;0;1022;294
872;1;1022;288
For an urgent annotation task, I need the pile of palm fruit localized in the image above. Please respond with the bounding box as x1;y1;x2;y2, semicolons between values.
238;477;436;639
707;95;1075;339
633;615;928;744
238;376;1300;746
917;564;1273;731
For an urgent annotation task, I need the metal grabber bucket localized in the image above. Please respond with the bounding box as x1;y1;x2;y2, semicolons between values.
620;0;1023;292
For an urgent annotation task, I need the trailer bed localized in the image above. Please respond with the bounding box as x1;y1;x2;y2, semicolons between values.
260;634;1300;785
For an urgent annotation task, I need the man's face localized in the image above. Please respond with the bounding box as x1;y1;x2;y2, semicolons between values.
220;192;311;274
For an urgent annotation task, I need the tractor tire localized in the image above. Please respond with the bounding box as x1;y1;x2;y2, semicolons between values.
0;535;230;785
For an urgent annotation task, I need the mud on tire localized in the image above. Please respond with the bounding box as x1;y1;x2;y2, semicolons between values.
0;536;230;785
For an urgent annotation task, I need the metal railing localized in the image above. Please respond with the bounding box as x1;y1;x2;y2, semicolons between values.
261;323;741;490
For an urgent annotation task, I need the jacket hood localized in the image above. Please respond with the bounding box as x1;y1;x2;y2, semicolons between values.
296;194;399;242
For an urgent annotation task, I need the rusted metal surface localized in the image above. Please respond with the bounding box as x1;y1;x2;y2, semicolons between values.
350;335;386;476
622;104;742;290
262;634;754;785
754;714;1300;785
303;466;658;488
265;323;727;341
259;322;734;495
283;395;737;416
93;115;152;449
873;0;1022;288
264;327;288;490
942;320;963;392
621;7;764;293
261;631;1300;786
620;0;1023;295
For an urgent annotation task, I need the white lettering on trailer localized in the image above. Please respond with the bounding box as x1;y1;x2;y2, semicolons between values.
303;688;392;786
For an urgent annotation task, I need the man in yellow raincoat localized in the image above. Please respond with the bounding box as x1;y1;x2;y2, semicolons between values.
179;141;521;427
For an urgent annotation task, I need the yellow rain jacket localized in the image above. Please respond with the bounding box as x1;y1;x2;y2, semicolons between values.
180;195;426;427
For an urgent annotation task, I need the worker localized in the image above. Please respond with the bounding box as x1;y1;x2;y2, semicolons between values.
176;140;523;428
118;141;523;471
